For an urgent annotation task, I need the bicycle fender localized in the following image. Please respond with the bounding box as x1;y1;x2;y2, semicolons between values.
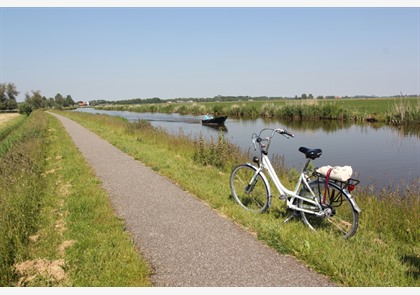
245;163;272;197
329;182;362;213
347;193;362;213
341;187;361;213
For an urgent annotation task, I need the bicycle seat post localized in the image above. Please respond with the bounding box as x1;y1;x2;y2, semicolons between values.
302;159;312;173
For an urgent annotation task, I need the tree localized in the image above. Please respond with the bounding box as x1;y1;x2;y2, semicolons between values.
301;93;308;100
0;83;19;110
0;84;6;108
6;83;19;101
64;95;74;107
54;93;65;107
25;90;45;110
18;102;33;115
46;97;55;108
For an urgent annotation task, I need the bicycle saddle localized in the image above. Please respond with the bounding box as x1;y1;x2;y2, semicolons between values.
299;147;322;159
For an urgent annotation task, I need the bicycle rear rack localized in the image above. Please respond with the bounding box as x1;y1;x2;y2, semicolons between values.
313;171;360;192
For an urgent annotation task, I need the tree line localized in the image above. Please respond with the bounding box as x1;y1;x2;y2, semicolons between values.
93;94;386;106
0;83;75;115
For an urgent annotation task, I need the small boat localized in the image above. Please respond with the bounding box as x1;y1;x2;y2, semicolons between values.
201;116;228;126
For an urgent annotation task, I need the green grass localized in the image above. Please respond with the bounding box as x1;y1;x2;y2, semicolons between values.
55;109;419;287
0;114;26;142
0;110;151;286
0;110;48;285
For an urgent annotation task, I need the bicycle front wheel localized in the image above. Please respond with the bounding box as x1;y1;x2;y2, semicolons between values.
230;164;271;213
299;180;359;239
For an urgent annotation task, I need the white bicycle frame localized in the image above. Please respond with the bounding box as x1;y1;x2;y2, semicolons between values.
248;128;326;216
249;153;325;216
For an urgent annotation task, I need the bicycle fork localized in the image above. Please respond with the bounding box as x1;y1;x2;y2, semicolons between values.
244;167;263;194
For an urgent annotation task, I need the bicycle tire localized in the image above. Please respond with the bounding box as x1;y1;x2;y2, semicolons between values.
230;164;271;213
298;180;359;239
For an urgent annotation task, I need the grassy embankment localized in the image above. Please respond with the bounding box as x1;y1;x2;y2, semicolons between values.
0;110;151;286
95;97;420;124
56;109;419;287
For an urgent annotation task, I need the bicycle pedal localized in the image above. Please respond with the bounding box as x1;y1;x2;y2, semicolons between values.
279;194;287;200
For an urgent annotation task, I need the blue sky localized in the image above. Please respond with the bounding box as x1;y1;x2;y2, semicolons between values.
0;6;419;102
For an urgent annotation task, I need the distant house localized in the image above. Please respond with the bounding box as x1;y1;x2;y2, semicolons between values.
78;101;90;107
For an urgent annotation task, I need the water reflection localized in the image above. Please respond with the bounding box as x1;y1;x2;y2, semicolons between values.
72;108;419;190
201;124;228;132
389;123;420;139
263;117;355;133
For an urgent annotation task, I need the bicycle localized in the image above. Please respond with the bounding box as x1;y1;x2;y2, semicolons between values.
229;128;361;239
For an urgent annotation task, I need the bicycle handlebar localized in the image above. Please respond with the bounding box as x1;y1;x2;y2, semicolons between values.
251;128;294;153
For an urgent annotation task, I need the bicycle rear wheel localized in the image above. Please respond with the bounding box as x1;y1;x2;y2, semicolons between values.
299;180;359;239
230;164;271;213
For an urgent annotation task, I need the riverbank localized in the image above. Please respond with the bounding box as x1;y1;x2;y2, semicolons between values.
94;97;420;125
54;109;419;287
73;106;420;191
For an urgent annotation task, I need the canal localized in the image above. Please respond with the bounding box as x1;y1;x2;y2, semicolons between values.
73;108;420;191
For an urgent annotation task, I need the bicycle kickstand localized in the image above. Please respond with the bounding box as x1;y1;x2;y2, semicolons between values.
283;210;300;224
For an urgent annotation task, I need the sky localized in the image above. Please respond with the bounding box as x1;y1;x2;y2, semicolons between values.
0;1;419;102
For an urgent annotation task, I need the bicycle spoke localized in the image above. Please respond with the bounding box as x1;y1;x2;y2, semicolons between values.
326;216;352;235
299;180;358;239
230;165;270;213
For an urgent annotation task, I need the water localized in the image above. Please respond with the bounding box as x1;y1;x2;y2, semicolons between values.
73;108;420;190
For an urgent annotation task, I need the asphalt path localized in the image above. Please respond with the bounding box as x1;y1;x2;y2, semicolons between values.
48;112;335;287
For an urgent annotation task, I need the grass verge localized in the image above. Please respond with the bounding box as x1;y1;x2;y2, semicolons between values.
0;110;151;286
54;109;419;287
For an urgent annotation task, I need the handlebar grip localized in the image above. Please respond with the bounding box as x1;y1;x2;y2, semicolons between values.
284;130;294;138
276;129;294;138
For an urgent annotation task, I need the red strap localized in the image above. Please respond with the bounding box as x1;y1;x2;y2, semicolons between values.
323;168;333;205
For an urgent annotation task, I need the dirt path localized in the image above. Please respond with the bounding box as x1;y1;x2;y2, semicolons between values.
48;112;335;287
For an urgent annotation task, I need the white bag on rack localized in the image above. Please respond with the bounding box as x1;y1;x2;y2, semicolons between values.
316;165;353;182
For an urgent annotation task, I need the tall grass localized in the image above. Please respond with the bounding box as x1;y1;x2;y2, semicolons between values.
193;130;244;171
56;110;419;286
387;98;420;124
0;110;48;285
0;111;151;286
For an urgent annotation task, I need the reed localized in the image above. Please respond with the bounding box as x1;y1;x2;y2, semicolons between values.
260;103;278;118
193;130;244;171
387;98;420;124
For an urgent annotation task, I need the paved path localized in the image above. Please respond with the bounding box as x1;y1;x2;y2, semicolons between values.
49;112;335;287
